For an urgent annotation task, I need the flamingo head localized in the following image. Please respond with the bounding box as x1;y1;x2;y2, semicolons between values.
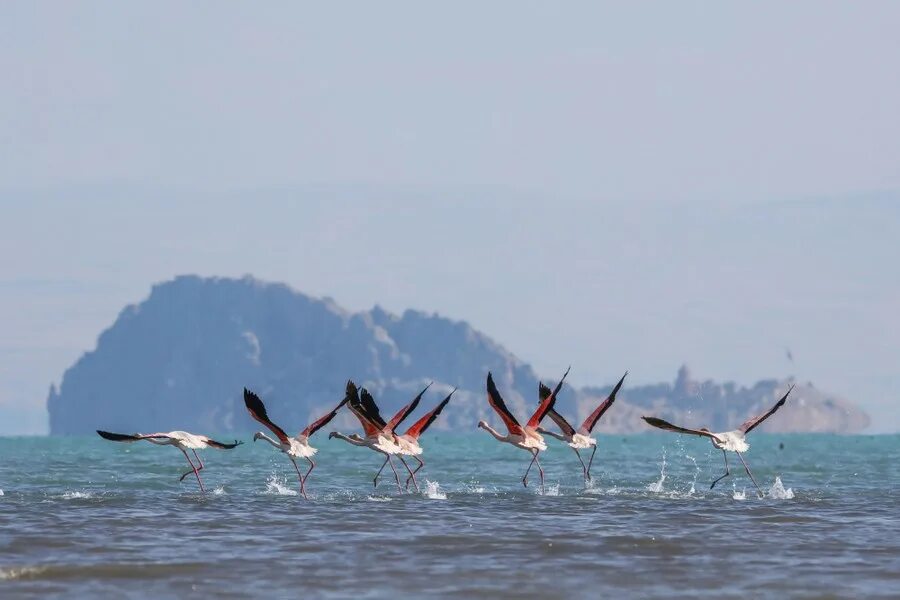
252;432;263;442
699;428;711;434
328;431;338;439
477;420;488;430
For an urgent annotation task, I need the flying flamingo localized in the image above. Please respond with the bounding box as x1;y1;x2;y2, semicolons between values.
96;430;242;492
328;382;412;492
394;388;456;490
477;368;570;493
641;385;795;496
243;387;349;499
537;371;627;482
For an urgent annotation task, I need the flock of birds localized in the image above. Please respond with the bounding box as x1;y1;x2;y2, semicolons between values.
97;369;795;498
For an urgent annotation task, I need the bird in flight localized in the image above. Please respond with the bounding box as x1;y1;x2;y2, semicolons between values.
329;381;418;492
96;429;242;492
537;371;627;482
641;385;795;496
394;387;455;490
243;387;349;499
478;367;569;493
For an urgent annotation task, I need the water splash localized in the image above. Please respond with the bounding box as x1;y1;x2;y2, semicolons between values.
422;480;447;500
685;454;700;495
0;489;4;496
646;449;667;493
732;483;746;500
768;476;795;499
61;491;93;499
366;495;392;502
539;483;561;496
212;486;226;496
263;475;298;496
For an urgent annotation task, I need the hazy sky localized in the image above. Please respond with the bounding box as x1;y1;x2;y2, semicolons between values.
1;2;898;434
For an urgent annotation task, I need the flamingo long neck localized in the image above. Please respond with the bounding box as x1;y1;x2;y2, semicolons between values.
480;423;509;443
331;432;367;447
538;428;567;442
255;432;283;448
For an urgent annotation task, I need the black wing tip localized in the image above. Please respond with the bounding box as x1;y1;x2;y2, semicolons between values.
538;381;552;400
97;430;135;441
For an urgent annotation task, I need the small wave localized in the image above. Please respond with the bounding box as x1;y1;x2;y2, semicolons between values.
768;476;794;499
422;480;446;500
366;495;392;502
262;475;298;496
0;566;48;581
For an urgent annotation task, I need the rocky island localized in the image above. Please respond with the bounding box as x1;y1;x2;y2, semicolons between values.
47;276;869;435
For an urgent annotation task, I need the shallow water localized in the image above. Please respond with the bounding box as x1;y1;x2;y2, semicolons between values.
1;434;898;598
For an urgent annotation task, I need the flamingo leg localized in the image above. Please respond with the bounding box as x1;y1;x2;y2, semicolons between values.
534;452;545;494
180;448;204;493
405;456;424;490
301;457;315;498
586;445;597;481
289;457;307;499
373;455;390;488
736;451;764;497
573;448;588;481
179;449;205;482
398;456;419;493
710;450;730;489
386;456;403;492
522;449;539;488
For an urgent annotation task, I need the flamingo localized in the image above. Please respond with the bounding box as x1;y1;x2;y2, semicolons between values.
477;368;570;493
394;387;456;490
537;371;627;482
243;387;349;499
328;382;411;492
642;385;795;496
96;430;242;492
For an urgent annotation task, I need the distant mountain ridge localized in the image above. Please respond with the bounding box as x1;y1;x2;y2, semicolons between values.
47;276;869;435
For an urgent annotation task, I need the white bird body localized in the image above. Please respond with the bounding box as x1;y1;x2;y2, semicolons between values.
244;388;349;498
537;372;627;481
642;385;795;495
479;369;570;492
567;433;596;450
96;429;242;492
394;434;423;456
710;430;749;453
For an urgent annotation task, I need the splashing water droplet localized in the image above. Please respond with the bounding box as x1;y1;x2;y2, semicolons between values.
768;476;794;499
422;480;446;499
646;449;667;493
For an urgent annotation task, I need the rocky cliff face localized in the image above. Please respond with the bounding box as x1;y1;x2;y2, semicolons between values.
47;276;869;435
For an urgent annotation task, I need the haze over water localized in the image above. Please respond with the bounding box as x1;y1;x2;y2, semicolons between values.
1;434;897;598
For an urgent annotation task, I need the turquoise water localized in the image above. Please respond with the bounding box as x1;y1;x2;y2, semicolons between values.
1;433;898;598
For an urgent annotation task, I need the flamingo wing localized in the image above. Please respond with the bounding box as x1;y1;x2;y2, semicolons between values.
641;417;723;443
485;372;525;436
301;394;351;438
578;371;628;434
96;430;171;443
349;387;385;437
738;385;794;434
203;437;243;449
526;366;570;429
537;382;576;437
405;388;455;439
385;382;431;433
358;388;388;429
243;388;290;444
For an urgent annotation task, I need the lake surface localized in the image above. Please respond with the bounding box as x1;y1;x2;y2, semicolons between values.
1;433;898;598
